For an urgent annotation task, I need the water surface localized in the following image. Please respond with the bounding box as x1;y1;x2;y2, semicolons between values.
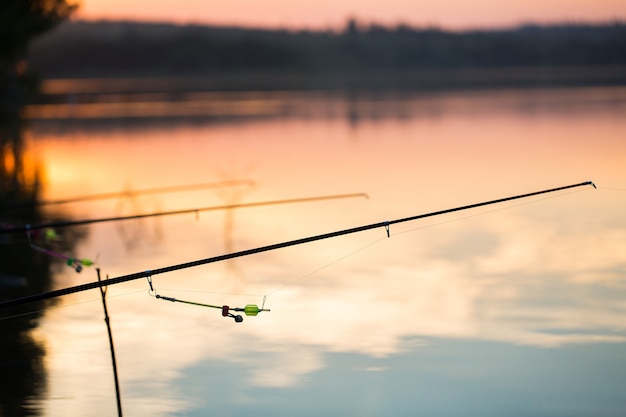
15;86;626;416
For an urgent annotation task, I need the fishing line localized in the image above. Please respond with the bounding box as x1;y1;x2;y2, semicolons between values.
166;186;590;299
265;237;386;296
393;186;590;237
0;272;265;323
149;287;267;298
265;186;592;297
0;308;47;322
0;277;162;323
0;288;147;322
0;290;135;321
596;186;626;192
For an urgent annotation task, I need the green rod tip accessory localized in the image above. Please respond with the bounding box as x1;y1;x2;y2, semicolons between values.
244;304;260;316
80;259;94;266
45;228;59;241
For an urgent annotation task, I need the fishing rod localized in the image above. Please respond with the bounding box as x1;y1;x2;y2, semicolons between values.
0;179;255;209
0;193;369;234
0;181;595;310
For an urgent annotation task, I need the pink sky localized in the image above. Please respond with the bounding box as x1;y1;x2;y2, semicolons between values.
76;0;626;30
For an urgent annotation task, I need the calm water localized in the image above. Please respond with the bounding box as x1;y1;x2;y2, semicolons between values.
12;86;626;416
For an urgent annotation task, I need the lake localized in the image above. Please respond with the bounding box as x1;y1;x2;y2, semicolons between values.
7;85;626;416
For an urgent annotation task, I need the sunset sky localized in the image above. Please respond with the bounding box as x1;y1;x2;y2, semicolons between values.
75;0;626;30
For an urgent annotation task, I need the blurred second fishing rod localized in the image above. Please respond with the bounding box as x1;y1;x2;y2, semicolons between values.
0;178;255;210
1;192;369;234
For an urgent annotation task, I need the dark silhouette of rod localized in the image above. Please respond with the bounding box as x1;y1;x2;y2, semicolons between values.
97;269;123;417
0;179;255;209
0;193;368;234
0;181;594;310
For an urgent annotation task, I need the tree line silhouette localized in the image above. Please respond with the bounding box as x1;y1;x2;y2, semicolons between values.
27;19;626;79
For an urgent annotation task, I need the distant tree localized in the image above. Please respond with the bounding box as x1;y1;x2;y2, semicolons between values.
345;18;360;35
1;0;78;113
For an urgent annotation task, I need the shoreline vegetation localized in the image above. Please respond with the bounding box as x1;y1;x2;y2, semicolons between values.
26;19;626;97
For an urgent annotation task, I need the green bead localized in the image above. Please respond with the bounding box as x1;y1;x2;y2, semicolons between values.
45;228;59;241
244;304;260;316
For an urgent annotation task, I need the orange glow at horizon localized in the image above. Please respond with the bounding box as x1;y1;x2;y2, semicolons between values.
75;0;626;30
